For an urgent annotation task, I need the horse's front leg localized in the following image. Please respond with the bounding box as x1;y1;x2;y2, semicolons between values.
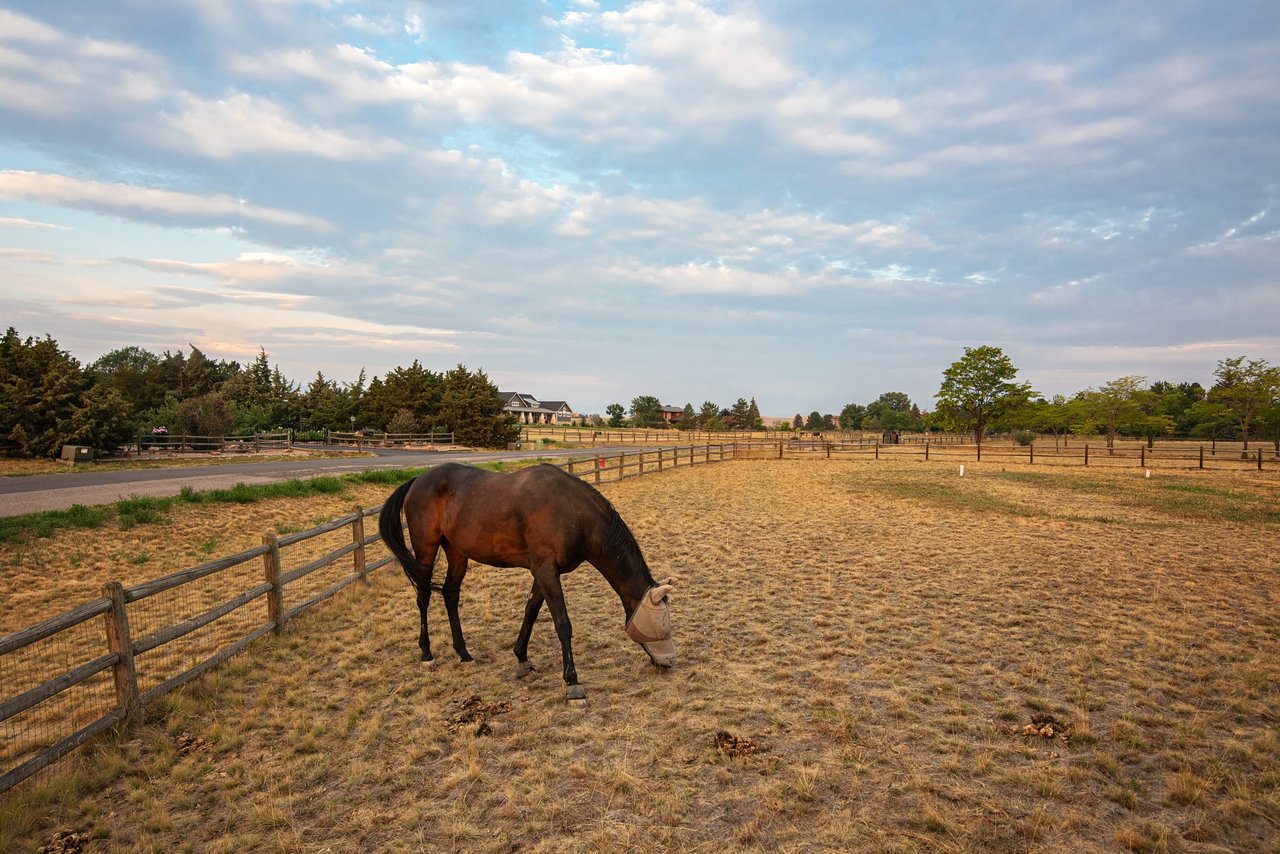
441;544;473;662
533;563;582;701
512;580;543;678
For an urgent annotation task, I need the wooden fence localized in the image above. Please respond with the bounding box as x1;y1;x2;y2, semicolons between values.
128;431;293;454
324;430;454;449
0;444;732;795
730;439;1277;470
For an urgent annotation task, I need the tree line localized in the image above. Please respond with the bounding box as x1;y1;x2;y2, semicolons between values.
829;346;1280;450
0;328;519;457
593;396;766;431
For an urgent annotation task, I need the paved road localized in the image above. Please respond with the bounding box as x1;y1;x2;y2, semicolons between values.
0;445;619;517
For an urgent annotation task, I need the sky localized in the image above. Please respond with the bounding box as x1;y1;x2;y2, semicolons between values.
1;1;1278;418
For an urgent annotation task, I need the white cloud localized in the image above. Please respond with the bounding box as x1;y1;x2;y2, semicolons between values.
0;171;331;232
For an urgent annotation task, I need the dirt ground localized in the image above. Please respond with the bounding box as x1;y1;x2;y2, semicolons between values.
1;459;1278;852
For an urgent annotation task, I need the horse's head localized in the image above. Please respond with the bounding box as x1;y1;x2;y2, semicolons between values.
625;578;675;667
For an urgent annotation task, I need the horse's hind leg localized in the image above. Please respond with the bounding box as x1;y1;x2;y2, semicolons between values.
441;543;473;662
409;542;439;663
512;580;543;678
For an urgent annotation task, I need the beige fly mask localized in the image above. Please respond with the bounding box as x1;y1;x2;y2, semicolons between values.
625;578;675;667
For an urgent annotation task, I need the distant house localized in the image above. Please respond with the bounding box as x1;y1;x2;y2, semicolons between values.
499;392;578;424
660;405;684;425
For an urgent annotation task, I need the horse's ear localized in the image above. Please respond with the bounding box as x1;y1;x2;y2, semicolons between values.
658;576;675;588
649;584;673;604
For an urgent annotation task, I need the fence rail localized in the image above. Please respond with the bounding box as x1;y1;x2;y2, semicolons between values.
128;431;292;454
324;430;454;449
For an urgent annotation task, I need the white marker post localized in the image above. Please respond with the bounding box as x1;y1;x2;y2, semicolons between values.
959;464;965;477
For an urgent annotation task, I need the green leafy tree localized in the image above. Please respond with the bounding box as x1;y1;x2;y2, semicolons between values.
1209;356;1279;449
1028;395;1076;445
1074;376;1157;449
90;346;165;418
676;403;697;431
934;345;1035;448
630;395;664;428
803;410;826;431
865;392;915;431
792;413;804;429
172;392;238;436
839;403;867;431
605;403;626;427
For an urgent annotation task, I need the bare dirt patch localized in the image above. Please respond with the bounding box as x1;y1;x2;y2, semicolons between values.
1;460;1277;852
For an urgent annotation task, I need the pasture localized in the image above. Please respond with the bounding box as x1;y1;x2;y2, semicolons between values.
1;460;1277;852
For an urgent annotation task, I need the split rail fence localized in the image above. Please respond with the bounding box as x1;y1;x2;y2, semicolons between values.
0;444;732;795
733;439;1275;470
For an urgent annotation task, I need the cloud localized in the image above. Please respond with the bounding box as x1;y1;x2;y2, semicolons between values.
0;216;70;230
0;171;331;232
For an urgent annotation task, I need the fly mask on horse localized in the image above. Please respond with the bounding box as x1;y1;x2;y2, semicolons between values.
625;578;675;666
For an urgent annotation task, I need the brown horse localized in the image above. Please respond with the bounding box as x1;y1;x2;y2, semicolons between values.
378;463;675;700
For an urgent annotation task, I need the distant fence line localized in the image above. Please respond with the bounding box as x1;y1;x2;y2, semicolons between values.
125;430;455;457
3;436;1275;795
323;430;454;450
735;439;1275;470
126;431;293;455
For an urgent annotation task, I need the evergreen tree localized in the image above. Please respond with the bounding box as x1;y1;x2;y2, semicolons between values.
677;403;697;430
437;365;519;447
0;328;131;456
630;395;663;428
746;397;763;430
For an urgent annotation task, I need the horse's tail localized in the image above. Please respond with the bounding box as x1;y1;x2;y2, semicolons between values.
379;476;420;590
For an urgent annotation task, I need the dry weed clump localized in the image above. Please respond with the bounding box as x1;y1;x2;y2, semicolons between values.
1;459;1277;852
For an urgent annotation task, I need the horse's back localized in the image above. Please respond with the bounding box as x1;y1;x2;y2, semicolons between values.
404;463;610;569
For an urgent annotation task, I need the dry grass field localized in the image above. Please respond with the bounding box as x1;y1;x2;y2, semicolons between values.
1;459;1278;852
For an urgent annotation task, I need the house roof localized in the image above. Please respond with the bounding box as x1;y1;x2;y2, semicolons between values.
498;392;574;413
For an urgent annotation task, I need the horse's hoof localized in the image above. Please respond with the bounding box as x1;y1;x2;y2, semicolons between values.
513;661;535;679
565;684;587;704
421;658;437;669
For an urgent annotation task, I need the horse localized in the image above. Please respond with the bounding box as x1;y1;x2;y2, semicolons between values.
378;462;675;701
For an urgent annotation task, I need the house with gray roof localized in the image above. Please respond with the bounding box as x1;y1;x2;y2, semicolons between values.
499;392;578;424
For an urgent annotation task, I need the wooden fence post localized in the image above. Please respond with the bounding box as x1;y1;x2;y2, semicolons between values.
1199;445;1204;469
1259;450;1264;471
1029;443;1033;464
1140;446;1145;468
925;440;929;461
1084;445;1089;467
263;532;284;633
352;508;367;586
101;581;140;723
874;441;879;460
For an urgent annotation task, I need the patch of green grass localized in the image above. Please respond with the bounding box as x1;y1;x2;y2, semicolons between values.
0;504;112;544
116;496;173;530
0;467;426;544
476;458;554;473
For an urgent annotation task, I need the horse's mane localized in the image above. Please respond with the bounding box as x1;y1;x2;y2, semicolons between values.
601;501;651;582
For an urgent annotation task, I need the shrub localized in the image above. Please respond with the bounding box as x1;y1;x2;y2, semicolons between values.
1014;430;1037;446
